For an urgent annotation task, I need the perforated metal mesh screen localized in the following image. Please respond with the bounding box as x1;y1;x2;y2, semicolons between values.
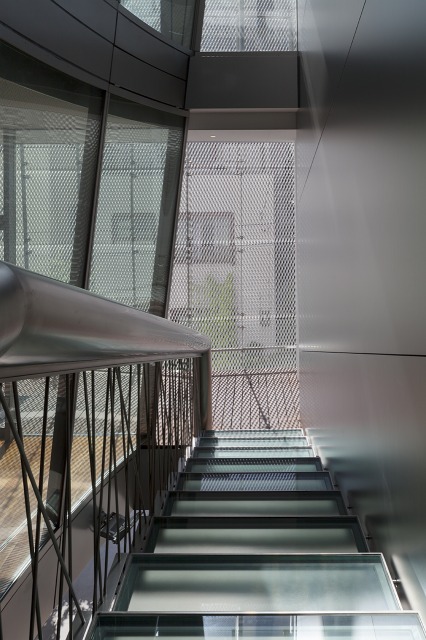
90;98;184;313
185;473;306;491
201;0;297;52
0;73;101;284
169;141;299;429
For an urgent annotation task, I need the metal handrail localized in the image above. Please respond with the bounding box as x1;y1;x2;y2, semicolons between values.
0;261;211;380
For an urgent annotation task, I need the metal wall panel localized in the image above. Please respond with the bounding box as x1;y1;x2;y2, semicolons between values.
0;0;114;82
0;0;192;109
297;0;426;617
115;13;189;80
296;0;365;198
111;49;187;107
186;53;298;109
298;0;426;356
52;0;118;41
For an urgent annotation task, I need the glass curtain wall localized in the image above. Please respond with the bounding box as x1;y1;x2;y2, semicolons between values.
0;41;103;286
120;0;196;49
201;0;297;52
89;96;185;315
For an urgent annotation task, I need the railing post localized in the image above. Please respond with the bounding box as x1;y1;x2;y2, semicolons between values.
198;349;212;433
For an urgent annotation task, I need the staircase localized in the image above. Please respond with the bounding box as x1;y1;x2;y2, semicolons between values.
88;428;426;639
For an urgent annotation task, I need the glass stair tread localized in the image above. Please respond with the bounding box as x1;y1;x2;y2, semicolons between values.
164;490;347;516
145;516;368;553
185;458;322;473
89;612;426;640
177;471;333;492
198;438;308;447
115;553;401;613
193;447;314;459
202;429;304;437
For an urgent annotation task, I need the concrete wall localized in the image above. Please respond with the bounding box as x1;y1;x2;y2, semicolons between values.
297;0;426;616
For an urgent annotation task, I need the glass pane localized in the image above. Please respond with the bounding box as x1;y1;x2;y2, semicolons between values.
178;472;332;491
198;437;307;447
169;142;299;430
193;448;314;459
202;429;303;438
90;96;184;314
120;0;196;49
0;41;103;285
167;496;345;517
115;554;400;613
90;613;426;640
186;460;320;472
147;517;365;553
201;0;298;52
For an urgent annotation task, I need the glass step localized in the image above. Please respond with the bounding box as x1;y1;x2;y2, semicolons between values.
185;458;322;473
164;491;347;517
193;447;314;459
202;428;304;438
198;437;308;448
177;472;333;492
114;553;401;613
90;612;426;640
145;516;368;553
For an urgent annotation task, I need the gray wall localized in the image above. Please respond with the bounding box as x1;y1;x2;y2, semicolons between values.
0;0;189;109
297;0;426;615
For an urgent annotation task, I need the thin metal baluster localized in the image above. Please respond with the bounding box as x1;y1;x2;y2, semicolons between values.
83;372;97;612
65;374;75;637
134;365;142;544
30;377;50;639
115;370;148;522
12;381;43;640
124;366;132;552
145;364;155;524
230;374;237;429
96;369;112;601
160;366;167;494
0;388;85;625
120;366;131;553
93;371;103;606
55;377;70;640
104;371;115;593
111;368;121;561
220;374;227;429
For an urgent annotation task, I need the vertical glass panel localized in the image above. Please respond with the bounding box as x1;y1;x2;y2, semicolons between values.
90;97;184;314
120;0;196;49
198;437;307;447
201;0;297;52
115;554;400;613
187;459;319;472
168;496;344;517
90;613;426;640
178;471;332;491
147;517;365;553
202;429;304;437
0;42;103;285
193;448;314;458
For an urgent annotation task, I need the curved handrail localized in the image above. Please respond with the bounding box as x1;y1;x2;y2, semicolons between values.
0;261;211;381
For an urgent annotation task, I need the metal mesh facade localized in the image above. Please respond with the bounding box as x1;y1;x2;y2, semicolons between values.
90;98;184;313
201;0;297;52
0;73;102;285
169;141;300;429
